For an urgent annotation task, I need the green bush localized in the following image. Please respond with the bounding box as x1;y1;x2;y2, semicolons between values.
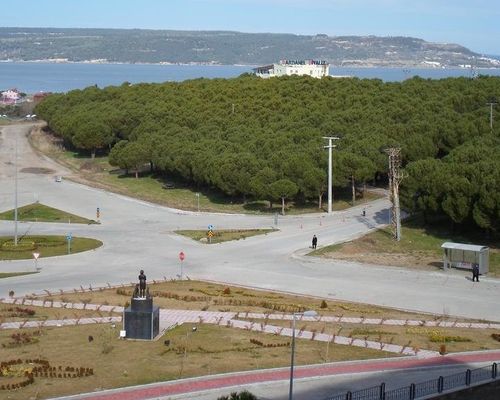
34;238;66;247
1;240;36;252
429;331;472;343
217;390;257;400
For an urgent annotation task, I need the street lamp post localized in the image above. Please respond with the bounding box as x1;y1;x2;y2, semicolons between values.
14;132;18;245
289;310;318;400
323;137;339;214
179;326;197;378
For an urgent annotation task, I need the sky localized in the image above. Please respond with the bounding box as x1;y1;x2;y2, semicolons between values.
1;0;499;55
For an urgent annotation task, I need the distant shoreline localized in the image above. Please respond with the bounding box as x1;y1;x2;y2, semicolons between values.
0;59;257;67
3;62;500;95
1;59;500;70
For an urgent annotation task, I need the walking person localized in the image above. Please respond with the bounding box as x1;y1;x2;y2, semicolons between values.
312;235;318;249
472;264;480;282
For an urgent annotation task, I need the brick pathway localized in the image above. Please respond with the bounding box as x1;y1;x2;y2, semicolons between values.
5;297;499;329
3;298;494;357
238;312;500;330
0;316;121;329
52;351;500;400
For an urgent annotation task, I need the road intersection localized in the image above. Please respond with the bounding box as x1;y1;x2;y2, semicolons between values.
1;123;499;322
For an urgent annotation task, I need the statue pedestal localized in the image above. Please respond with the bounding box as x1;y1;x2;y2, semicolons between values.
123;297;160;340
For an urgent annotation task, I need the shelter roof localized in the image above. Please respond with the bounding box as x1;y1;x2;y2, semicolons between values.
441;242;488;252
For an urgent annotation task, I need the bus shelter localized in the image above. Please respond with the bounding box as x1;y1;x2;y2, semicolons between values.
441;242;489;274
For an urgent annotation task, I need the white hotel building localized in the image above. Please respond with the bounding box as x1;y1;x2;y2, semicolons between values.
253;60;330;79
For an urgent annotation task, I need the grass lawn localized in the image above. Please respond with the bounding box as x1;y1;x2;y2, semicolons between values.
239;318;500;354
29;128;382;214
0;322;388;400
0;272;37;279
311;216;500;277
0;235;102;260
42;280;488;323
2;279;498;399
175;229;278;244
0;303;117;323
0;118;22;126
0;203;97;224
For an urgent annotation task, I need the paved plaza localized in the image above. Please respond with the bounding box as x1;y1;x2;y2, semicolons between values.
1;123;499;321
1;123;499;399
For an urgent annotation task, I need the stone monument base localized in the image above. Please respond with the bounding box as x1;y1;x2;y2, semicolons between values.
123;297;160;340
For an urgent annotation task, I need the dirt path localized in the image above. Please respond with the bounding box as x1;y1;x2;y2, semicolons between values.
0;123;69;180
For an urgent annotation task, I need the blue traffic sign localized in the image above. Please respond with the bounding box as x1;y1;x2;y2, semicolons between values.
208;224;214;230
66;233;72;241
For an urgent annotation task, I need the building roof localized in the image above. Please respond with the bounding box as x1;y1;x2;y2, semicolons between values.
252;65;274;72
441;242;488;252
279;60;328;65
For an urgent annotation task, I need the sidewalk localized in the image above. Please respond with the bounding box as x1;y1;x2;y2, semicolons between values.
53;351;500;400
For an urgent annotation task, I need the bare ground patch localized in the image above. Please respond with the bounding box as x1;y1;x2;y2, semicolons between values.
19;167;55;174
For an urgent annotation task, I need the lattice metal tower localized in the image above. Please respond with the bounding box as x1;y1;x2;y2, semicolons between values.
487;101;497;131
470;57;478;79
385;148;404;241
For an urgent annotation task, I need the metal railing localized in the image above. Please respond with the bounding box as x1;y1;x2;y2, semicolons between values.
414;378;439;398
442;371;465;391
324;362;498;400
384;386;411;400
351;384;383;400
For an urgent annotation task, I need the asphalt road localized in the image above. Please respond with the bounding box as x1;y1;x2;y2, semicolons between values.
1;123;499;322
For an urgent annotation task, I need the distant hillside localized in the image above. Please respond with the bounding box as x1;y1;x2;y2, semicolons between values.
0;27;498;68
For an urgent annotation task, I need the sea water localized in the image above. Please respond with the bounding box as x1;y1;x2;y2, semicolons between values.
1;62;499;94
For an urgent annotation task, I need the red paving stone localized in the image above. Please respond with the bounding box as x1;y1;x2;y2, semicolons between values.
71;351;500;399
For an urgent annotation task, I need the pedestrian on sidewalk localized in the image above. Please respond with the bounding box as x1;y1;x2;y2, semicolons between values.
312;235;318;249
472;264;480;282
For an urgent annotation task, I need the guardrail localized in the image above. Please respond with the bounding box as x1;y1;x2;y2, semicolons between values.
324;362;498;400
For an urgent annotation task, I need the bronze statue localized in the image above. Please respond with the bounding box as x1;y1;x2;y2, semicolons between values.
138;269;147;297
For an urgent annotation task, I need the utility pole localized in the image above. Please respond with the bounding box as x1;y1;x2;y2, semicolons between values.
14;132;18;246
487;101;497;131
385;148;405;241
470;57;478;79
323;136;340;214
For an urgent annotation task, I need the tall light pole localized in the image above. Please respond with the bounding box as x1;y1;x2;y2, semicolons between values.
14;131;19;245
323;137;339;213
487;101;497;131
195;193;200;212
289;310;318;400
179;326;197;378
